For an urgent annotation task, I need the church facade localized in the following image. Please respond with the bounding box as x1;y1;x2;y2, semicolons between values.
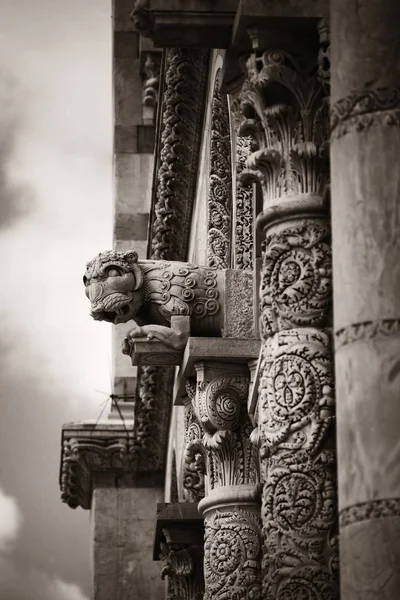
60;1;400;599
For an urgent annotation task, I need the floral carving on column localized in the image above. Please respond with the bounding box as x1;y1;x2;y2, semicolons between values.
238;32;338;599
207;72;232;269
203;508;262;600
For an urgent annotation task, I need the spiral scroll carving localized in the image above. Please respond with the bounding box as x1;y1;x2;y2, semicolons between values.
260;222;332;337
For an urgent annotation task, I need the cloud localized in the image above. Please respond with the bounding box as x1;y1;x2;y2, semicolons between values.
0;558;89;600
0;488;22;552
51;579;89;600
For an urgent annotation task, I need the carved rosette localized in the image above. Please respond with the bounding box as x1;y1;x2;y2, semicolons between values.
203;508;262;600
193;363;262;600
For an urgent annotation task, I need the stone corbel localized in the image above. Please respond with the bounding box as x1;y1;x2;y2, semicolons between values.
154;502;205;600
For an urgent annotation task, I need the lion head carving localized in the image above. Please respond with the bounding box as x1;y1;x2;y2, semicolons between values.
83;250;145;324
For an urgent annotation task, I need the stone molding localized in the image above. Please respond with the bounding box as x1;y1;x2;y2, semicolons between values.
60;424;134;510
207;71;232;269
331;87;400;139
134;47;210;474
335;318;400;350
339;498;400;529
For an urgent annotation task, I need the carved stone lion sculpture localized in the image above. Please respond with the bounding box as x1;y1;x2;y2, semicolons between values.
84;250;226;351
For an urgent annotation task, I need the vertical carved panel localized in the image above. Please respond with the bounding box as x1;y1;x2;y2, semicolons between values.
207;73;232;269
182;394;206;503
234;135;254;270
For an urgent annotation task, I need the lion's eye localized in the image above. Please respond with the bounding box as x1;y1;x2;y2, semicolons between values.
107;268;121;277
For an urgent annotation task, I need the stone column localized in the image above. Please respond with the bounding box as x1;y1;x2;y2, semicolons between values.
240;27;339;598
331;1;400;597
191;362;262;600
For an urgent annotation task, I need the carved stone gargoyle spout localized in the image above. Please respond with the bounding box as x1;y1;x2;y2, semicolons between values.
83;250;232;352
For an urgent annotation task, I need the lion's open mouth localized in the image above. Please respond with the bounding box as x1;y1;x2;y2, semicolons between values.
91;292;133;323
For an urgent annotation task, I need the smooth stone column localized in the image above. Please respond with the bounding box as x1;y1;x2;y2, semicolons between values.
331;0;400;597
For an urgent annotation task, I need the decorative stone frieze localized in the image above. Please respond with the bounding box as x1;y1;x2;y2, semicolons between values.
207;72;232;270
235;25;339;598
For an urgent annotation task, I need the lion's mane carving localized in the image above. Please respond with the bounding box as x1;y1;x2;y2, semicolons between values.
84;250;225;350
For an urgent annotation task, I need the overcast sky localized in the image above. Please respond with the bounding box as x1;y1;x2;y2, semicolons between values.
0;1;113;598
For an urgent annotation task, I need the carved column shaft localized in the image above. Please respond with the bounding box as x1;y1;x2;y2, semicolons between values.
190;362;262;600
241;31;339;598
331;1;400;597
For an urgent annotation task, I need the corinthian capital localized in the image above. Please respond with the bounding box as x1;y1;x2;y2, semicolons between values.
193;362;259;490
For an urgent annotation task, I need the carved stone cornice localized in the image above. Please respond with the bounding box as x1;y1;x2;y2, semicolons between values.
60;423;134;510
207;72;232;269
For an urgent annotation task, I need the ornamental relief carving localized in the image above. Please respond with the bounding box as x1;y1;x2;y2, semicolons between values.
204;508;262;600
234;135;254;271
260;221;332;337
182;396;206;503
258;328;338;598
194;369;259;490
207;73;232;269
238;50;330;205
259;328;334;458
